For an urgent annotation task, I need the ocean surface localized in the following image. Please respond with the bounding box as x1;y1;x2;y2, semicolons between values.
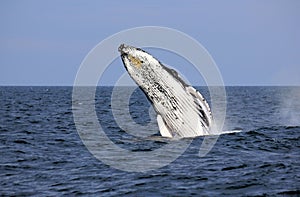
1;86;299;196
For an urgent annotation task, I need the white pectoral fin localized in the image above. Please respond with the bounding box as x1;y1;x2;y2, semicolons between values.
157;115;173;138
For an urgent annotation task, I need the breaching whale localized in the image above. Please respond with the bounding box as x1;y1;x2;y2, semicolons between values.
118;44;213;138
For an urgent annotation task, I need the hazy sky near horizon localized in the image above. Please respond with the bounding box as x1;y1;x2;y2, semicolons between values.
1;0;299;86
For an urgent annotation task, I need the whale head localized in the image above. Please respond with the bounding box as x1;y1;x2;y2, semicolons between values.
118;44;161;88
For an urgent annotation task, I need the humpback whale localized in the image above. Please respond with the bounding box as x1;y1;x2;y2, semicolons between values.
119;44;213;138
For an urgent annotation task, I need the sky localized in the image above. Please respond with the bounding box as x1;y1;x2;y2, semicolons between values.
0;0;299;86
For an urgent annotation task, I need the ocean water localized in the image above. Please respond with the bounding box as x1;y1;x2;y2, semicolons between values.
1;86;300;196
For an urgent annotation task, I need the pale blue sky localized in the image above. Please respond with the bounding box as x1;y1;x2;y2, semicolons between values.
1;0;299;86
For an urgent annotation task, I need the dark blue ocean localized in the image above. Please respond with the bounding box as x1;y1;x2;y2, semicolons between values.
1;86;299;196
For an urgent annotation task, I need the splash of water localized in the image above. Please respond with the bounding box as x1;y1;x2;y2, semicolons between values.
277;87;300;126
